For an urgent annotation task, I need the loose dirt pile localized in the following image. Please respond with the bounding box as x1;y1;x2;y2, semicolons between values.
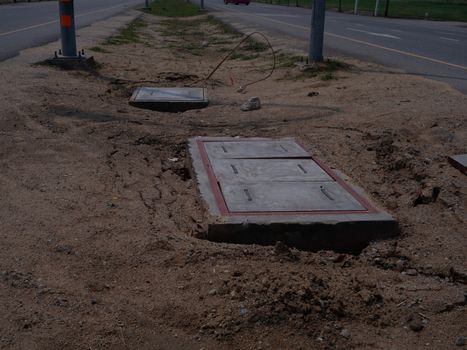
0;12;465;350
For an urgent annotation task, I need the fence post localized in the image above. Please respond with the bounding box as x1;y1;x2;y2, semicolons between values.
374;0;379;16
354;0;358;14
384;0;389;16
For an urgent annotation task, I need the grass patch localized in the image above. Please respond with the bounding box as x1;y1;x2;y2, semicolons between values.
88;46;110;53
304;59;350;80
145;0;201;17
281;58;350;80
228;52;259;60
104;18;147;45
275;52;306;68
157;13;268;61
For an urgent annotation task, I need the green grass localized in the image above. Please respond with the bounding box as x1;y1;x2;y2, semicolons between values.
104;18;147;45
275;52;306;67
228;52;259;60
254;0;467;22
88;46;110;53
145;0;201;17
286;58;351;80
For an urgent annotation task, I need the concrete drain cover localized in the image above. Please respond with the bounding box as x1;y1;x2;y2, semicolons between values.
189;137;398;252
448;154;467;175
129;87;208;112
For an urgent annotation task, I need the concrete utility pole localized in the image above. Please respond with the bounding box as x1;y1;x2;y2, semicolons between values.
58;0;77;57
374;0;380;16
354;0;358;14
309;0;325;62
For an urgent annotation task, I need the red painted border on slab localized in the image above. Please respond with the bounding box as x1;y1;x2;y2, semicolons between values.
196;138;378;217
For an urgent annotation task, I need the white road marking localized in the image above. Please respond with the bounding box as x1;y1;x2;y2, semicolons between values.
255;13;300;17
0;0;142;37
347;27;400;39
437;31;464;37
440;36;460;42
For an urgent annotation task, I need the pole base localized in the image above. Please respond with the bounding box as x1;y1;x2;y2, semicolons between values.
46;54;96;70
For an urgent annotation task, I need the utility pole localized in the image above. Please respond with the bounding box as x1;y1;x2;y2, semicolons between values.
49;0;93;68
145;0;149;8
374;0;379;16
200;0;204;9
308;0;325;62
59;0;77;57
354;0;358;14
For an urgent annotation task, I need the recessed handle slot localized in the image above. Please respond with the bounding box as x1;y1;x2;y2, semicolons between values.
297;164;307;174
320;185;334;201
243;188;253;202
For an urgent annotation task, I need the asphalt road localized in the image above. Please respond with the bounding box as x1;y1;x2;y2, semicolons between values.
0;0;144;61
203;0;467;94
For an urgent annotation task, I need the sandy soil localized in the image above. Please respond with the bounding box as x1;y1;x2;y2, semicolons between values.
0;10;466;350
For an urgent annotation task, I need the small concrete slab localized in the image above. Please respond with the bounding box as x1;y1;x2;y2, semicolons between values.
189;137;398;252
220;182;366;212
210;158;332;183
129;87;208;112
448;154;467;175
204;140;309;159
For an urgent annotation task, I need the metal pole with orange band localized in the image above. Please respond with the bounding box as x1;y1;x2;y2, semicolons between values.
58;0;77;57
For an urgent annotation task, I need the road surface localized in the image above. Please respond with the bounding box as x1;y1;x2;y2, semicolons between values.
0;0;144;61
203;0;467;93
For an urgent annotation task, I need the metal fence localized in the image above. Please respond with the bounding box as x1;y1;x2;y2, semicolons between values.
253;0;467;21
0;0;55;3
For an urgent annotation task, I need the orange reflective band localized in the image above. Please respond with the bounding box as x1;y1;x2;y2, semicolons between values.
60;15;72;28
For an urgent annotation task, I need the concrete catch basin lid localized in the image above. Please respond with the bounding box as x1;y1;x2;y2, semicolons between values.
189;137;398;252
448;154;467;175
129;87;208;112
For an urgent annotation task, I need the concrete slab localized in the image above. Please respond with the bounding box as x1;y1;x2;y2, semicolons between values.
210;158;333;183
448;154;467;175
204;140;309;159
189;137;398;252
220;182;366;212
129;87;208;112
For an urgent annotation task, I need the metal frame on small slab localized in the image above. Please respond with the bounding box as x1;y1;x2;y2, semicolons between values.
129;87;209;112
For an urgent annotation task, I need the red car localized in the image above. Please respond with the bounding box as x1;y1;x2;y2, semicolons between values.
224;0;250;5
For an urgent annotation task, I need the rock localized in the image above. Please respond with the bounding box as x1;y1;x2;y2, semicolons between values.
340;329;351;339
456;336;467;346
240;97;261;111
408;314;424;332
274;241;290;255
208;289;217;296
202;41;209;47
307;91;319;97
405;269;418;276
